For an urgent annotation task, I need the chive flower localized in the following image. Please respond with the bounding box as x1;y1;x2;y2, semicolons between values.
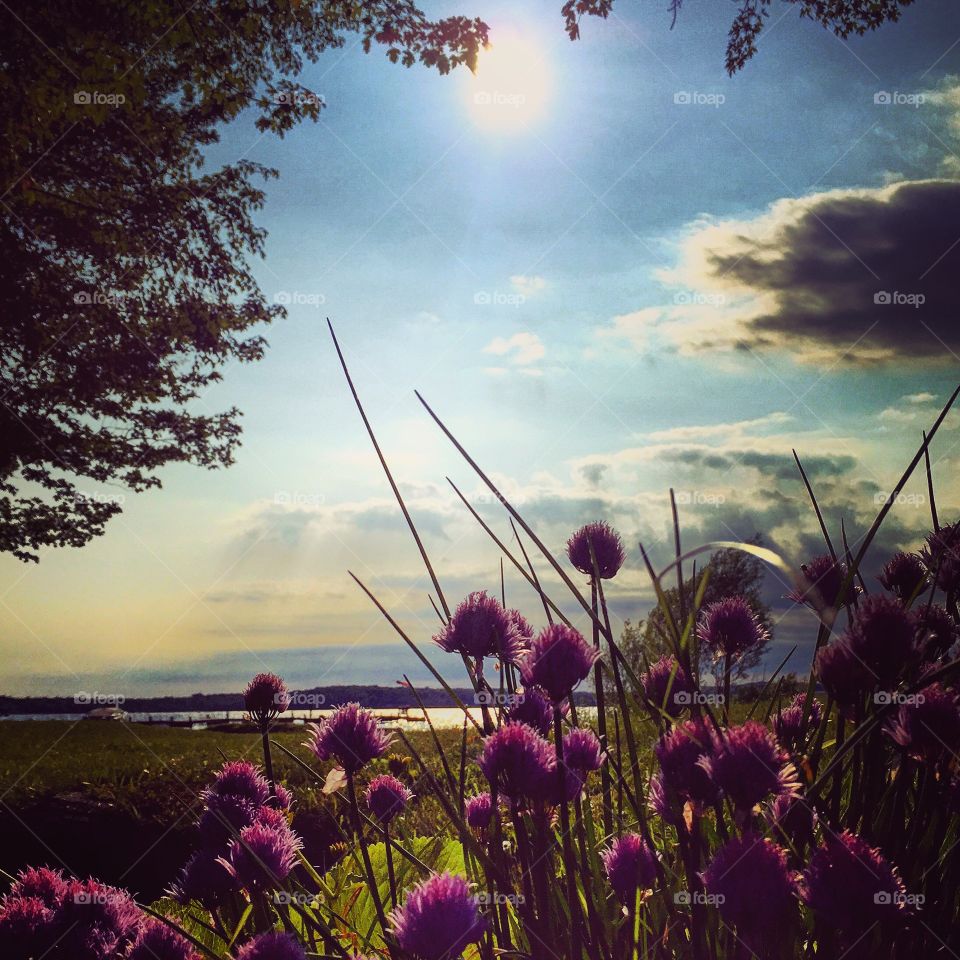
567;521;626;579
519;624;600;703
235;932;307;960
476;721;556;804
434;591;527;664
602;833;659;904
366;774;413;825
878;551;928;601
244;672;289;723
304;703;392;774
641;655;694;717
697;596;769;661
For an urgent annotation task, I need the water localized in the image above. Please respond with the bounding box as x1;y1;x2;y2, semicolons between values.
1;706;597;730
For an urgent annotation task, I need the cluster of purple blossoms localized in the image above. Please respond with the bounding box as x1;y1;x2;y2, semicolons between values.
649;719;718;821
765;792;817;849
701;833;798;953
702;721;799;813
477;722;556;805
244;672;289;723
788;554;852;612
920;520;960;593
504;686;558;736
519;624;600;703
878;551;928;601
815;639;874;713
388;872;487;960
0;866;198;960
235;931;306;960
171;759;296;908
640;655;694;718
917;604;958;660
562;727;604;775
844;594;919;690
434;592;528;665
304;703;392;775
602;833;659;904
365;774;413;825
697;596;769;662
464;792;495;830
773;693;824;751
220;818;303;892
802;831;908;940
886;682;960;764
566;521;626;580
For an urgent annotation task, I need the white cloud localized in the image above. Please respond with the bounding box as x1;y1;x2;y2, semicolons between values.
483;332;546;366
509;275;547;296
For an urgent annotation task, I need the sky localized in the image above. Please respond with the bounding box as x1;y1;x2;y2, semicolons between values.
4;0;960;698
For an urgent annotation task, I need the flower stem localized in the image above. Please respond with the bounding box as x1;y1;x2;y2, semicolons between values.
346;771;388;933
554;705;584;959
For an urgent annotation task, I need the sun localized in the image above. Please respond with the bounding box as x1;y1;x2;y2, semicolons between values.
466;35;550;133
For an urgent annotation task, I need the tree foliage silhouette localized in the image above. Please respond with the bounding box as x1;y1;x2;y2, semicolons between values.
0;0;487;561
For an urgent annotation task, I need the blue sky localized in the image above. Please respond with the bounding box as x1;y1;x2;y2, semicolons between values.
3;0;960;697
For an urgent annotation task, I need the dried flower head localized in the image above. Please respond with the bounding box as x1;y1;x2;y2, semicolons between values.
388;872;487;960
567;522;626;579
304;703;392;774
519;624;600;702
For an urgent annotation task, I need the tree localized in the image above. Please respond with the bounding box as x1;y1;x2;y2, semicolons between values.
561;0;915;74
633;538;773;681
0;0;487;561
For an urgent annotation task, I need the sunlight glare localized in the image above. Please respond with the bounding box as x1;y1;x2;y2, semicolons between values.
466;35;550;133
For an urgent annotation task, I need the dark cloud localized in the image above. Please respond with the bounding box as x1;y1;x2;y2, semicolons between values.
687;179;960;364
661;448;857;480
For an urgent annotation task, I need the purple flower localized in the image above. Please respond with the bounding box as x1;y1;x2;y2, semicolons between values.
507;609;534;649
8;866;69;908
815;639;874;712
562;728;604;774
921;521;960;593
647;773;680;825
198;794;258;849
464;793;494;830
886;682;960;763
221;821;302;891
434;592;527;664
235;931;307;960
504;687;558;737
366;774;413;825
641;655;694;717
388;872;487;960
654;719;718;805
168;852;236;909
701;834;798;950
0;896;55;955
204;760;271;807
802;831;907;937
244;672;289;722
602;833;658;904
58;878;144;960
917;604;958;660
697;596;769;661
844;594;918;689
567;522;626;580
128;919;199;960
788;554;850;611
701;721;798;811
878;551;928;601
765;792;816;848
477;722;556;803
304;703;392;774
772;694;824;751
519;624;600;703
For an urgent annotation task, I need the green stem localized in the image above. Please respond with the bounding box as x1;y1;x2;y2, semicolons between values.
346;771;388;933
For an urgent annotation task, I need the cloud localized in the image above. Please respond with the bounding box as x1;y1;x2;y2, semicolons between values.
483;332;546;367
509;275;547;296
603;179;960;366
659;448;857;481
